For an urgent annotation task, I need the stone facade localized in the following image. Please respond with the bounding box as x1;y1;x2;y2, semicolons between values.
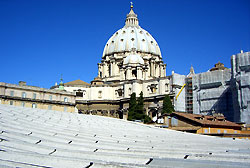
231;51;250;124
192;67;233;119
59;6;184;119
0;81;76;112
191;51;250;125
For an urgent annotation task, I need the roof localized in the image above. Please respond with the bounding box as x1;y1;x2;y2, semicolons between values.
102;7;161;58
64;79;90;86
209;62;228;71
172;112;241;129
1;104;250;167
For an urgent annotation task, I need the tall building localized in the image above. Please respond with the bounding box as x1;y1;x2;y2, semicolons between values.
231;51;250;124
59;5;186;119
190;51;250;125
191;62;233;121
54;5;249;125
2;4;248;125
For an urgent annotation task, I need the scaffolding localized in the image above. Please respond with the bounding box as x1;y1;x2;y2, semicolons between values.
185;77;193;113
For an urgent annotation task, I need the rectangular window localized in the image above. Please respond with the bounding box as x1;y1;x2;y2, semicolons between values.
10;101;13;105
21;102;25;107
22;92;26;98
32;103;37;108
165;84;169;92
76;92;83;97
64;97;68;102
33;93;36;99
10;91;14;97
49;95;52;101
98;91;102;98
204;129;208;133
224;130;227;133
48;105;52;110
64;106;67;112
217;129;221;133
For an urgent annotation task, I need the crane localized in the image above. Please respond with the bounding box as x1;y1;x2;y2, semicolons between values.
175;83;186;100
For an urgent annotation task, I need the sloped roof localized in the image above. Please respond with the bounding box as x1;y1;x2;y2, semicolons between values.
172;112;241;129
64;79;90;86
209;62;228;71
1;104;250;167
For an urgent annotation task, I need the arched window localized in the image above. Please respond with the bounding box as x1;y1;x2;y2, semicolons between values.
64;97;68;102
32;103;37;108
128;88;132;96
124;71;127;80
48;105;52;110
33;93;36;99
10;91;14;96
22;92;26;98
132;70;137;78
98;91;102;98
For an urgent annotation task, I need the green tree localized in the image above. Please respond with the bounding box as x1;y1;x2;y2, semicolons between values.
135;91;144;115
128;91;152;123
128;92;136;121
162;95;174;114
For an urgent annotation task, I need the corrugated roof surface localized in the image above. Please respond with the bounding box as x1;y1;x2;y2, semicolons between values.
0;104;250;167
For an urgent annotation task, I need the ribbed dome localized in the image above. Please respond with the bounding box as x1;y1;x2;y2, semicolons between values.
102;6;161;58
124;54;144;65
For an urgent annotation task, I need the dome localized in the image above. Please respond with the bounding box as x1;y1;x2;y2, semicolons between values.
124;54;144;65
102;6;161;58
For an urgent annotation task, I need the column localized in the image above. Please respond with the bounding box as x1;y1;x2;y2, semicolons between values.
111;60;114;76
120;68;124;80
104;62;108;77
137;67;142;79
127;67;132;79
155;63;159;77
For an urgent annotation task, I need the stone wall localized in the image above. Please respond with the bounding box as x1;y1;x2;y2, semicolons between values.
231;51;250;124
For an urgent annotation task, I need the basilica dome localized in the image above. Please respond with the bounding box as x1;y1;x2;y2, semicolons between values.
102;6;161;58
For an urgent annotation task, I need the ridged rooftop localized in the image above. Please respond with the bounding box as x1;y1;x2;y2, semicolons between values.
102;5;162;58
0;104;250;167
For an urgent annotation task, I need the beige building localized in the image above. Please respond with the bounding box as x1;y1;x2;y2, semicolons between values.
0;81;76;112
53;5;186;119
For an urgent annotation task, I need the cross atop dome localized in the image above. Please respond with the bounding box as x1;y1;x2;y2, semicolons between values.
125;2;139;27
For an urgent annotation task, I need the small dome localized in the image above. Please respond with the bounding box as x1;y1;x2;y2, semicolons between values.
124;54;144;65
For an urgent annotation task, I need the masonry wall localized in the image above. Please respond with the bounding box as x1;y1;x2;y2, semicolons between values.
171;73;186;112
0;99;75;112
197;127;239;134
192;69;234;121
0;82;76;113
231;51;250;124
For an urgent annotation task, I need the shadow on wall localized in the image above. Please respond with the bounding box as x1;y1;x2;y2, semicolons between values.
230;78;241;123
209;87;234;121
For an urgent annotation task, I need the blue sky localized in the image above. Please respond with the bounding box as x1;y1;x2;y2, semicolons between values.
0;0;249;88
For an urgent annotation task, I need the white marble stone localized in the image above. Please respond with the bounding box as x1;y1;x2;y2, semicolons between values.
1;104;250;167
